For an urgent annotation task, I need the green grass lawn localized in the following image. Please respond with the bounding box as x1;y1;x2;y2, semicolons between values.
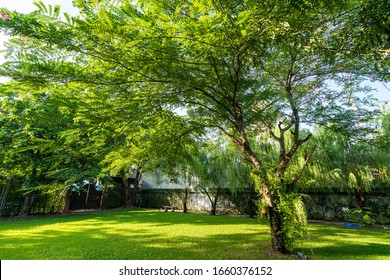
0;208;389;260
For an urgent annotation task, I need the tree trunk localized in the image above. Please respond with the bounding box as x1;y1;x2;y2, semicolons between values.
21;191;36;215
268;206;289;254
182;187;189;213
210;189;220;215
245;183;257;218
204;188;218;215
355;188;367;209
84;184;91;211
21;166;38;215
62;186;73;213
100;188;108;210
131;170;142;206
0;177;11;217
210;201;216;215
120;170;131;207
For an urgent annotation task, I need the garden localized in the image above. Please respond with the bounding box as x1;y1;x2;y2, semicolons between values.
0;0;389;260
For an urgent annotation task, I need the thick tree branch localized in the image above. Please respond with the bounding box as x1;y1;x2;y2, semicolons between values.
289;144;317;188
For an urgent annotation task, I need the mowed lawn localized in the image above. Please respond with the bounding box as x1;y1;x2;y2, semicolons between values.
0;209;389;260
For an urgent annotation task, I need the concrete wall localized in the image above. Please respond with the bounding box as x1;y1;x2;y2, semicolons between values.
138;187;390;220
138;189;253;214
303;192;390;221
140;171;390;220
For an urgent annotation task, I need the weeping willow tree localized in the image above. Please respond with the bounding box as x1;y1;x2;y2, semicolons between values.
228;146;258;218
301;114;390;207
188;137;231;215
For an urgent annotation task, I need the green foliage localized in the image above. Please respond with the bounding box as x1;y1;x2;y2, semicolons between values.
377;208;390;225
0;0;389;254
345;207;390;226
300;118;389;194
103;185;124;209
258;192;308;253
279;194;308;252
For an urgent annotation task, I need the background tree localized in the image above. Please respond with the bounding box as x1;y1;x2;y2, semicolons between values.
0;82;102;215
190;138;231;216
302;111;389;205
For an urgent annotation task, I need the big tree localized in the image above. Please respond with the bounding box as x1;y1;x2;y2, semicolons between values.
0;81;105;214
0;0;387;253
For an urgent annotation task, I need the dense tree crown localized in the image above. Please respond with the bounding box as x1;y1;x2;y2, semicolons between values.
0;0;388;254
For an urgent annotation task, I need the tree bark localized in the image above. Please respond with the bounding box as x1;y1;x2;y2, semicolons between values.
84;184;91;211
100;188;108;210
182;187;189;213
211;188;220;215
21;165;38;215
131;170;142;207
268;206;289;254
21;191;36;215
245;184;257;218
204;188;219;215
120;170;131;207
355;188;367;209
0;177;11;217
62;186;73;213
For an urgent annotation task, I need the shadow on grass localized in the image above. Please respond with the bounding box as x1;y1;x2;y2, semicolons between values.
2;209;388;260
1;208;289;260
300;242;390;260
298;223;390;260
2;208;256;227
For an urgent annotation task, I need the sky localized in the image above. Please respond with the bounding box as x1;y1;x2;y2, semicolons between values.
0;0;77;15
0;0;389;107
0;0;79;81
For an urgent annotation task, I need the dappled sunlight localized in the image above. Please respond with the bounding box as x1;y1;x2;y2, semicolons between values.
297;223;390;259
1;209;388;260
0;209;269;260
1;242;45;250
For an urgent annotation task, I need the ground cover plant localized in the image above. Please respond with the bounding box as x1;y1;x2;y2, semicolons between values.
0;209;389;260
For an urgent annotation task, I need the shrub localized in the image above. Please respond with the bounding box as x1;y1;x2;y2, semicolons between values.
344;207;390;225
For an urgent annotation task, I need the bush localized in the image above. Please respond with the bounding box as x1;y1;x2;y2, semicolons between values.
344;207;390;225
104;185;124;209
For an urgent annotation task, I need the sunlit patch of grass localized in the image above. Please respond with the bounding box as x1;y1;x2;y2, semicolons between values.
0;209;389;260
298;223;390;260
